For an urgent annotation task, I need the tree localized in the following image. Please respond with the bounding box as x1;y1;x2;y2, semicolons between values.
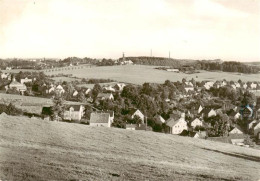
92;84;102;99
77;91;86;103
51;91;65;121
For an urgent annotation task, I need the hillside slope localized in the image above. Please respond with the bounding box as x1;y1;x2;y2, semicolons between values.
0;115;259;180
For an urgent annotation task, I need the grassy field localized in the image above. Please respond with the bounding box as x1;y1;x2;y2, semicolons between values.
0;93;83;114
45;65;260;85
0;115;259;180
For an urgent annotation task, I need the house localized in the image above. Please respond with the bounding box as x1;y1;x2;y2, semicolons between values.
126;124;137;130
250;82;257;89
229;125;244;134
191;118;203;128
166;114;187;135
97;93;114;100
114;83;126;91
242;83;247;89
220;80;227;87
72;90;78;97
235;82;241;88
185;81;193;87
184;86;194;93
154;115;166;125
229;111;241;120
5;67;12;70
201;108;216;118
63;105;85;122
197;105;203;114
56;85;65;94
231;84;236;90
122;60;133;65
1;72;9;79
85;88;91;95
253;122;260;136
129;108;144;123
103;85;116;92
204;81;214;90
97;110;114;123
20;77;32;84
89;112;112;127
8;77;27;94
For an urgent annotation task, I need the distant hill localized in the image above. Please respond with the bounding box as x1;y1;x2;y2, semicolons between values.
0;115;259;180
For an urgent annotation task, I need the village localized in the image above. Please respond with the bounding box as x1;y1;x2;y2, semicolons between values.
1;67;260;148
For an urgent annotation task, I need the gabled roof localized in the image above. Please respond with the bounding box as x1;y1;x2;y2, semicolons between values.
128;108;142;115
230;124;244;133
89;112;110;123
97;110;114;117
66;105;82;111
166;117;185;127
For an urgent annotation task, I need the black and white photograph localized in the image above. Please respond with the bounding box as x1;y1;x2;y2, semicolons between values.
0;0;260;180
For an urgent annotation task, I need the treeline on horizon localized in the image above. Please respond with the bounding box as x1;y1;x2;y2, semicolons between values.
198;61;260;74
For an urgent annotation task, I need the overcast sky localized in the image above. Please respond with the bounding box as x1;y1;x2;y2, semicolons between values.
0;0;259;61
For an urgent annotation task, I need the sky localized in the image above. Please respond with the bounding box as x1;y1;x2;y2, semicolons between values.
0;0;259;61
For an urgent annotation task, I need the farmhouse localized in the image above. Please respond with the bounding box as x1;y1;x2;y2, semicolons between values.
167;114;187;135
114;83;126;91
129;108;144;123
97;93;114;100
8;77;27;94
20;77;32;84
229;125;244;134
89;112;112;127
191;118;203;128
63;105;85;122
154;115;166;125
97;110;114;123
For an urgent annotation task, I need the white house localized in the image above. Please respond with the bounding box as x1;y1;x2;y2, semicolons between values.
72;90;78;97
85;88;91;95
5;67;12;70
250;82;257;89
184;86;194;92
204;81;214;90
129;108;144;123
114;83;126;91
242;83;247;89
56;85;65;94
231;84;236;90
89;112;112;127
201;108;216;118
1;72;9;79
191;118;203;128
230;112;241;120
235;82;241;88
20;77;32;84
167;115;187;135
229;125;244;134
97;93;114;100
63;105;85;122
103;85;116;92
8;77;27;94
253;122;260;136
185;81;194;87
97;110;114;123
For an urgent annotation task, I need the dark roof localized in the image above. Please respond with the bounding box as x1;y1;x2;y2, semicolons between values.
42;107;52;115
97;110;114;117
128;108;139;115
89;112;110;123
66;105;82;111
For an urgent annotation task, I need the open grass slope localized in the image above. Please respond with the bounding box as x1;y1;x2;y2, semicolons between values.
45;65;260;85
0;115;259;180
0;93;83;114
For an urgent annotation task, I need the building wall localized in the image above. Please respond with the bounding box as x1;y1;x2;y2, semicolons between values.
89;122;111;127
171;119;187;134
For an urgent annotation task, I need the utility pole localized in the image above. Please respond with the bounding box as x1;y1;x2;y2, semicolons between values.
150;49;153;57
169;51;171;59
